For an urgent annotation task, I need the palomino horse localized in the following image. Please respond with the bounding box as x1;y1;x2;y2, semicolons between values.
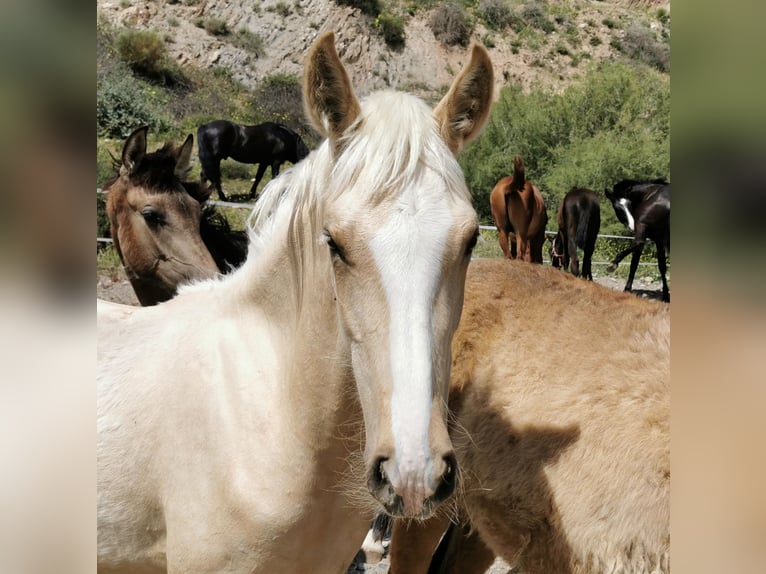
605;178;670;302
388;259;670;573
550;187;601;280
197;120;309;199
97;32;493;573
104;127;247;306
489;155;548;263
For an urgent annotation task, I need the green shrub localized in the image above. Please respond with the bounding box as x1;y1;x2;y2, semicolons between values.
602;18;617;29
376;12;406;49
429;3;472;47
458;61;670;227
478;0;513;31
196;17;229;36
252;73;314;140
116;30;168;77
231;28;265;56
620;22;670;72
97;66;168;137
520;1;555;33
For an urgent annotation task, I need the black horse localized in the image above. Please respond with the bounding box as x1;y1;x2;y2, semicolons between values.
605;178;670;302
550;187;601;280
197;120;309;200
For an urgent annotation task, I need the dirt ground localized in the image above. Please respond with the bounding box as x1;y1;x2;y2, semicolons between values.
96;271;666;307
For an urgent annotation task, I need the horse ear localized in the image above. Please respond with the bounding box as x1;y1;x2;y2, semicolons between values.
303;32;361;149
187;182;213;204
122;126;149;175
434;44;494;155
174;134;194;178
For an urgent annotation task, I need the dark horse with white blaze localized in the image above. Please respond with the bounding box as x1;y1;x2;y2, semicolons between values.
605;178;670;302
550;187;601;280
197;120;309;200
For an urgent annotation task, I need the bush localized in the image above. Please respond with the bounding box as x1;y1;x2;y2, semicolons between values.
429;3;472;47
252;73;314;139
231;28;265;56
196;17;229;36
116;30;168;77
520;1;555;34
620;22;670;72
458;61;670;228
478;0;513;31
97;66;168;137
376;12;406;49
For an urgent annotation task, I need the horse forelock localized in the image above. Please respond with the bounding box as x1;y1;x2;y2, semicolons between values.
328;91;469;206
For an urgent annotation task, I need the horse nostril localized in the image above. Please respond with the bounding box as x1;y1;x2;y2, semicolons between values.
367;456;390;492
434;452;457;502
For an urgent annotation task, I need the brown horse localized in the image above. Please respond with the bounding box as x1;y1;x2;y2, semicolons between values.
105;126;247;306
489;156;548;263
389;259;670;574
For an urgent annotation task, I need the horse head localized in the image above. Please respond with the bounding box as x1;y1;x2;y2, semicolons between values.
105;127;219;305
301;32;493;517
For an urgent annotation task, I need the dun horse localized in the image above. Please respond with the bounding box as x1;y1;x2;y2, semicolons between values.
389;260;670;574
97;32;493;574
197;120;309;199
605;178;670;302
104;127;247;306
550;187;601;280
490;155;548;263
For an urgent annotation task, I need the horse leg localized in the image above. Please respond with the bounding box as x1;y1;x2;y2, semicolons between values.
497;231;511;259
567;233;580;277
606;243;637;273
624;242;644;293
211;160;226;201
249;163;269;197
657;241;670;302
389;514;451;573
426;520;495;574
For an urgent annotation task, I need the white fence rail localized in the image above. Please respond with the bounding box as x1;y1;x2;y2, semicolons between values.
97;190;665;268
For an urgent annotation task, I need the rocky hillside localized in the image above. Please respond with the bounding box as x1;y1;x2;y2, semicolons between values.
97;0;669;101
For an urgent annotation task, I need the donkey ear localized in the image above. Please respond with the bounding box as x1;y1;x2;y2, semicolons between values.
303;32;361;149
121;126;148;175
434;45;494;155
174;134;194;178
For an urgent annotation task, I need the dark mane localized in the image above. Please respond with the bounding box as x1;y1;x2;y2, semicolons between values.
200;205;249;272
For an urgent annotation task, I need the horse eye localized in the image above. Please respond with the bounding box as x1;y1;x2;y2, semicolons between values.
465;231;479;257
141;208;165;228
323;231;347;263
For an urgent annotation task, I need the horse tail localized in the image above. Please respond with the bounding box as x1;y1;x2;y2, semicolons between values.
575;206;591;249
196;125;219;184
511;155;526;191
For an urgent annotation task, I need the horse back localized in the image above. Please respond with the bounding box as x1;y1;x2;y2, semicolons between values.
450;259;669;572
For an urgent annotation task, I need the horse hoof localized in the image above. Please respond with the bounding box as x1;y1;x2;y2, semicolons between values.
606;263;617;273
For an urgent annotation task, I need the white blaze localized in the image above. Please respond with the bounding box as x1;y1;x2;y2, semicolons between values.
617;198;635;232
369;190;451;495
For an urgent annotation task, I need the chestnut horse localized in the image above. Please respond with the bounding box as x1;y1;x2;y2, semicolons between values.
389;260;669;574
550;187;601;280
97;32;493;574
489;155;548;263
104;127;247;305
